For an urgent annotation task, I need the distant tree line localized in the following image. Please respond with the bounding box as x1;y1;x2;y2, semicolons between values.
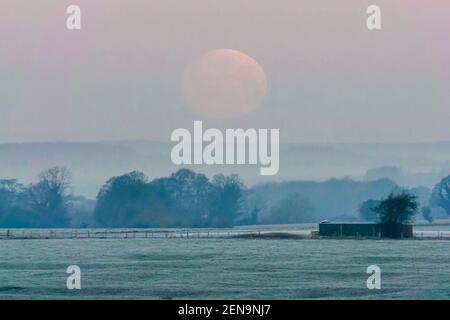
2;167;450;228
94;169;246;228
0;167;72;227
358;174;450;224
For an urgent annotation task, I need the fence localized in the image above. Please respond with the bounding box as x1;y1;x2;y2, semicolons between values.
0;229;273;240
0;229;448;240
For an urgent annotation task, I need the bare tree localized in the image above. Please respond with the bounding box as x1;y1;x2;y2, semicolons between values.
27;166;72;227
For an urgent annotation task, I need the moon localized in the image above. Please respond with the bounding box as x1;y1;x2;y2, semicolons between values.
182;49;267;118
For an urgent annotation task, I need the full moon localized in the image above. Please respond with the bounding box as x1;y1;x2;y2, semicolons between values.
182;49;267;118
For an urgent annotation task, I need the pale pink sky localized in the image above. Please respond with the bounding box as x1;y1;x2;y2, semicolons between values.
0;0;449;143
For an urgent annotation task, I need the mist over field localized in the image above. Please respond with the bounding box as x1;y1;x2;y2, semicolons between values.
1;141;450;198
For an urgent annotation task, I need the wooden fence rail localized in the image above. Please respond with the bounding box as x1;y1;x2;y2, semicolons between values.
0;229;261;240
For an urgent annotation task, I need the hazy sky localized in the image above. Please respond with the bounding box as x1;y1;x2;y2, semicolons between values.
1;0;449;144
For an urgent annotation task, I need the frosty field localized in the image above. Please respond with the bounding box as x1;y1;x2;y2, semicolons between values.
0;230;449;300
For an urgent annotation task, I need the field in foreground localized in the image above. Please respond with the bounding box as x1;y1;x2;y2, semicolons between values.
0;233;449;299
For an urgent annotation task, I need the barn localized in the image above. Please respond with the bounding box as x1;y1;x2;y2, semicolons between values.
318;221;413;238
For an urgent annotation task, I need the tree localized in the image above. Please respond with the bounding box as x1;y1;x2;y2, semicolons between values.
0;180;23;213
421;206;434;224
94;171;149;227
0;179;29;227
149;169;217;227
167;169;214;225
210;174;246;227
430;175;450;215
265;193;315;224
358;199;380;222
26;166;72;227
373;190;418;224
